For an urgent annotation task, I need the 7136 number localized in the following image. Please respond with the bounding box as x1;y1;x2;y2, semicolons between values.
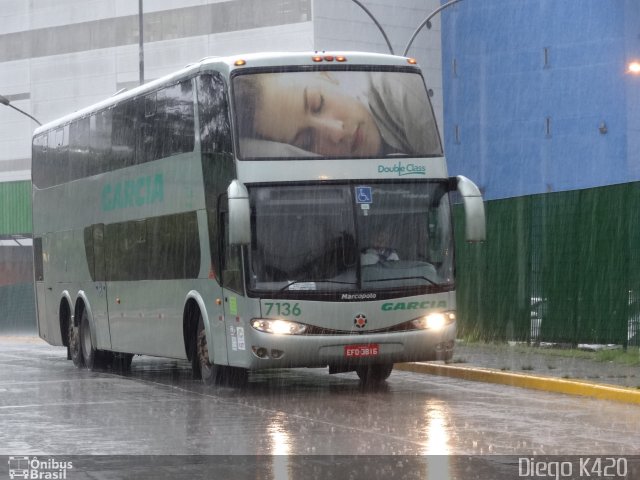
264;302;302;316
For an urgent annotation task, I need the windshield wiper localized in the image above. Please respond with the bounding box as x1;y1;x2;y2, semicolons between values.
365;276;439;286
280;279;357;292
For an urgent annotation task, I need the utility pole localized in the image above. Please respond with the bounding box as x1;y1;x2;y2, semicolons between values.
139;0;145;85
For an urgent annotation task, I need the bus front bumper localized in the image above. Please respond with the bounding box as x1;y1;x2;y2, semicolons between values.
241;322;456;370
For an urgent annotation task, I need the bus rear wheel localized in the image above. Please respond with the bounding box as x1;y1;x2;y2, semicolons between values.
80;309;98;369
356;363;393;384
79;309;110;370
69;316;84;368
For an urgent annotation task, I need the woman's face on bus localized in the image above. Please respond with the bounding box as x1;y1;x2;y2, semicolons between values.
252;73;382;157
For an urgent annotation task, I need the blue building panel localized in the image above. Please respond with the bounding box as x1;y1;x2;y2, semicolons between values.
441;0;639;200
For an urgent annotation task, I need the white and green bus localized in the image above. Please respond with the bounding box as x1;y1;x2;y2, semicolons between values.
32;51;485;385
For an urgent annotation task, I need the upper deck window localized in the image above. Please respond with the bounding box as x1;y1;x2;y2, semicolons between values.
232;69;442;160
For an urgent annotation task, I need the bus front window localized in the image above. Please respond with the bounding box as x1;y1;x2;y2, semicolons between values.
249;185;358;292
356;183;453;290
247;182;454;296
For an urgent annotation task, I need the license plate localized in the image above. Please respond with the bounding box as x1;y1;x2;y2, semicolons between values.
344;344;379;358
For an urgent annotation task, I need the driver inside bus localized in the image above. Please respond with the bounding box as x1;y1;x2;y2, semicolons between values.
361;228;400;266
234;70;440;157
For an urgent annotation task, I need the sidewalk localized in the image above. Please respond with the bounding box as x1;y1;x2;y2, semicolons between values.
452;341;640;388
398;340;640;405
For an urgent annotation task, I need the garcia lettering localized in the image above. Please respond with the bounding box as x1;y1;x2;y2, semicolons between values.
102;173;164;211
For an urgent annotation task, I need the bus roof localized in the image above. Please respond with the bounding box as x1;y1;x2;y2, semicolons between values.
199;51;417;69
33;51;420;136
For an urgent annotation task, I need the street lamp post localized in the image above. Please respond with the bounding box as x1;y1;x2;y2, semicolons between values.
139;0;145;85
403;0;464;56
0;94;42;126
349;0;395;55
348;0;466;58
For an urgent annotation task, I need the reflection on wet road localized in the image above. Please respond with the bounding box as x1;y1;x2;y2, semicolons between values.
1;339;639;460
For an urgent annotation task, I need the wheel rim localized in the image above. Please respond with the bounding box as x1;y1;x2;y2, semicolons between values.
69;321;79;354
81;315;92;356
197;325;212;372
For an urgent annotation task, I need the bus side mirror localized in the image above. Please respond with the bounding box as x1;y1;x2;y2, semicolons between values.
227;180;251;245
452;175;486;242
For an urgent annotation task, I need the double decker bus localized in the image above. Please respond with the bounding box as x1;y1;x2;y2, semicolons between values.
32;52;485;385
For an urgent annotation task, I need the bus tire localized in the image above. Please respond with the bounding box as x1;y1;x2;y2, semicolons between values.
356;363;393;384
80;309;106;370
196;313;224;385
69;316;84;368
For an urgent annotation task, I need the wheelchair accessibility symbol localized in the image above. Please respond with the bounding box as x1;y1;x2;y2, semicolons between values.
355;186;372;204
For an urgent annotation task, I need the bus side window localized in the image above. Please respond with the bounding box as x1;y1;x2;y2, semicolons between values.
47;126;69;187
83;224;107;282
139;92;157;162
90;109;112;176
111;101;137;169
69;117;90;182
160;80;195;157
197;73;235;281
196;73;232;154
32;134;48;189
139;81;195;164
219;199;244;294
33;237;44;282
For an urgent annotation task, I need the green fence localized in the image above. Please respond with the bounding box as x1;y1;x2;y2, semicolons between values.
0;180;32;235
454;183;640;346
0;282;37;334
0;180;36;334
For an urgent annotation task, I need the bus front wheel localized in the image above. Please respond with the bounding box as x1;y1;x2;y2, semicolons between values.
196;313;224;385
195;314;248;387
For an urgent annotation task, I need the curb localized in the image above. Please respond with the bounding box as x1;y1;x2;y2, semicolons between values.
395;362;640;405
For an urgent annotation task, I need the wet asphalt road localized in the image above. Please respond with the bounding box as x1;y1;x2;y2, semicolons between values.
1;338;639;479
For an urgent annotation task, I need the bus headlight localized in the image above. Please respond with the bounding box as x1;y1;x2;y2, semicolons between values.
251;319;307;335
411;312;456;331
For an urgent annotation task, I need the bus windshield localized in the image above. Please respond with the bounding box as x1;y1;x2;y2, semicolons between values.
232;69;442;159
247;182;454;296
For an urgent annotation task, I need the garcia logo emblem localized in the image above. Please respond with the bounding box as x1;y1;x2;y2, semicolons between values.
354;313;367;328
